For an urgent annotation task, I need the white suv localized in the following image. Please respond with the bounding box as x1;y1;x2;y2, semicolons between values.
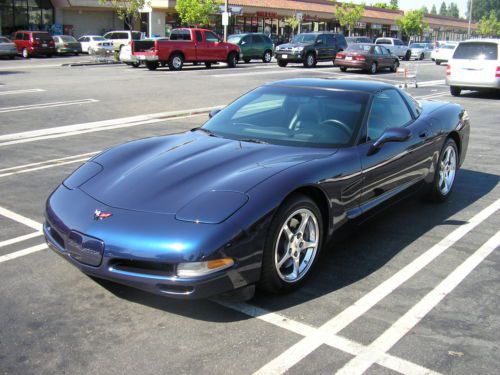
446;39;500;96
375;38;411;60
103;30;144;51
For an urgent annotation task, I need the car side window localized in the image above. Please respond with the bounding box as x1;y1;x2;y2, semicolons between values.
374;46;382;55
205;31;219;43
394;39;403;46
24;33;30;41
367;90;413;141
381;46;389;55
325;34;335;46
195;30;203;42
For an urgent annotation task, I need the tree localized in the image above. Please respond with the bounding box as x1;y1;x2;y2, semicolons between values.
175;0;220;27
396;9;427;38
335;2;365;36
431;5;437;14
285;16;301;36
421;6;429;14
98;0;149;31
466;0;500;22
448;2;460;18
372;2;389;8
439;1;448;16
477;10;500;36
390;0;399;9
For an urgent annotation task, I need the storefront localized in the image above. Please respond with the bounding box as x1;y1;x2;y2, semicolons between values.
0;0;54;36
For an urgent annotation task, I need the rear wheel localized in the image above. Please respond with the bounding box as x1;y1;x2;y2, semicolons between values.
259;195;323;293
303;53;316;68
450;86;461;96
435;60;441;65
369;62;377;74
277;59;288;67
262;50;272;63
168;53;184;71
404;50;411;61
426;138;458;202
145;61;158;71
340;66;347;72
390;59;399;73
22;48;29;58
205;62;212;69
419;53;424;60
227;52;238;68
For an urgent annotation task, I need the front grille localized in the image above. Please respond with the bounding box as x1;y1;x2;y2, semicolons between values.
110;259;175;277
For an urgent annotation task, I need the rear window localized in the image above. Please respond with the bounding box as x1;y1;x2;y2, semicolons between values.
347;44;372;52
170;30;191;41
453;42;498;60
228;35;243;44
376;39;391;45
33;33;52;41
93;36;106;41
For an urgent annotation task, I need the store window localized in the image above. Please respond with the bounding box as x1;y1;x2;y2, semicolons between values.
1;0;53;36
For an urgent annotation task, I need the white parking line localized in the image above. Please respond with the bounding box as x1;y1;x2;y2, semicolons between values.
336;230;500;375
0;88;45;96
0;243;47;264
220;301;441;375
253;198;500;375
0;99;98;114
0;206;42;231
0;232;42;248
211;69;313;78
0;152;98;174
0;64;62;70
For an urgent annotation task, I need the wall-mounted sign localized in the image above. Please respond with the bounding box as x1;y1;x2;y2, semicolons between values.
256;11;278;18
303;14;320;22
356;22;366;28
296;12;303;21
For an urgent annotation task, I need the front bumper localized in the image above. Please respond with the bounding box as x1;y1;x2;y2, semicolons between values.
44;185;260;299
275;51;304;62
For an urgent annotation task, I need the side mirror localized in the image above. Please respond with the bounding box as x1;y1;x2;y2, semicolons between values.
209;108;222;118
368;127;412;155
316;39;323;45
241;41;246;45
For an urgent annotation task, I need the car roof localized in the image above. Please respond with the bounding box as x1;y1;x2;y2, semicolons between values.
459;38;500;44
268;78;394;93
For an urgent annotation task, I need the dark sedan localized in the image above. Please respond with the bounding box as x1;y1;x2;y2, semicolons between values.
335;43;399;74
44;79;469;300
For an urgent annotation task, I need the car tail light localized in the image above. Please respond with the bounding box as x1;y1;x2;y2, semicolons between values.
336;53;344;59
33;40;40;46
63;43;69;47
496;66;500;78
446;64;451;76
354;55;366;61
49;40;55;45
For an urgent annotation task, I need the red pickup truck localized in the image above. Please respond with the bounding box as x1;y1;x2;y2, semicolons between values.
132;28;240;71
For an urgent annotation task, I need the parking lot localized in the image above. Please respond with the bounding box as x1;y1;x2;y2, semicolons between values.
0;55;499;375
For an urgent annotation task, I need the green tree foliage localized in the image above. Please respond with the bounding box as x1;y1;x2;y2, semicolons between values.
175;0;220;27
372;2;389;8
466;0;500;22
285;16;301;35
439;2;448;16
396;9;427;38
98;0;149;30
448;2;460;18
335;2;365;36
421;6;429;14
390;0;399;9
431;5;437;14
477;10;500;36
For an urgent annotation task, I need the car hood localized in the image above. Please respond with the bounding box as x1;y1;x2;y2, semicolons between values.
80;131;335;215
279;42;309;49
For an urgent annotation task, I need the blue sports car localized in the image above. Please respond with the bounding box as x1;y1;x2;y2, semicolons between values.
44;79;470;299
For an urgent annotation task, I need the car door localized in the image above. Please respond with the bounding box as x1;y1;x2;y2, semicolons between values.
356;89;433;206
78;37;88;52
325;34;336;58
315;35;328;60
380;46;394;67
204;30;224;60
252;35;264;58
373;46;385;67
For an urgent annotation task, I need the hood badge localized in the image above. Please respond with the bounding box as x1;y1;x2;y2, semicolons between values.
94;210;112;221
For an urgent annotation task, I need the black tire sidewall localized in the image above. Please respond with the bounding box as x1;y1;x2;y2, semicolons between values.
259;195;324;293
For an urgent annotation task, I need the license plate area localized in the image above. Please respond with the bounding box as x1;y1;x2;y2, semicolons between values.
282;54;288;59
66;231;104;267
346;56;353;61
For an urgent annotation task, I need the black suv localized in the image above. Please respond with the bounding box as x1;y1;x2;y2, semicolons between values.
274;32;347;67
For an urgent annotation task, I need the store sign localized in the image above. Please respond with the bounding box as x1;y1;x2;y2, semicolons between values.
303;14;320;22
371;24;382;29
296;12;303;21
390;25;399;31
356;22;366;28
256;11;278;18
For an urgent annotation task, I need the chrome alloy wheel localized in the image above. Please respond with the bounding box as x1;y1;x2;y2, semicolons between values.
264;51;272;62
172;56;182;69
439;145;457;195
274;208;319;283
306;54;314;67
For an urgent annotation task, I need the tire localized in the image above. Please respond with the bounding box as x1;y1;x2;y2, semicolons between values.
168;53;184;71
131;62;140;68
262;50;272;63
277;59;288;67
46;54;52;58
75;52;79;56
340;66;347;72
435;60;441;65
205;62;212;69
426;138;458;202
243;58;251;63
419;53;424;60
390;59;399;73
22;48;29;59
145;61;159;71
9;55;15;60
227;52;238;68
404;50;411;61
450;86;461;96
369;62;377;74
303;53;316;68
88;47;94;55
160;61;166;67
259;195;323;293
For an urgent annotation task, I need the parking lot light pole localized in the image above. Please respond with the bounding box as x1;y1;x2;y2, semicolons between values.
468;0;473;38
224;0;229;42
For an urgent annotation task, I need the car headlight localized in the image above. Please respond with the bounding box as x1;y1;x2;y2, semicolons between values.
294;46;304;52
177;258;234;278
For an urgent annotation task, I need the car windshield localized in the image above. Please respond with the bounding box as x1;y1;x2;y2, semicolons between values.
357;38;371;43
92;36;106;41
227;35;243;44
453;42;498;60
33;33;52;41
292;34;317;43
347;44;372;52
410;43;426;48
202;86;368;148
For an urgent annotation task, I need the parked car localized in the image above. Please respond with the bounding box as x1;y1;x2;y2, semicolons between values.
345;36;372;45
446;39;500;96
43;79;469;300
409;42;433;60
53;35;82;55
77;35;114;55
375;37;411;60
121;37;169;67
103;30;144;51
227;33;274;63
0;36;17;59
431;43;457;65
274;32;347;68
132;28;240;71
335;44;399;74
12;31;56;58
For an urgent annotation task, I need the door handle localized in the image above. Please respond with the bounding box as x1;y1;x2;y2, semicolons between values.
419;130;429;138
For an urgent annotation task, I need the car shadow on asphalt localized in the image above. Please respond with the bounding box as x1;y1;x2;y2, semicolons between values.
91;168;499;321
458;90;500;100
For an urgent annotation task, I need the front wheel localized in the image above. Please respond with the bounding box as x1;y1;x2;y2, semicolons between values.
340;66;347;72
419;53;424;60
145;61;159;71
168;53;184;71
303;53;316;68
277;59;288;67
131;62;140;68
227;52;238;68
205;62;212;69
259;195;323;293
262;50;272;63
435;60;441;65
450;86;461;96
404;50;411;61
426;139;458;202
369;62;377;74
390;60;399;73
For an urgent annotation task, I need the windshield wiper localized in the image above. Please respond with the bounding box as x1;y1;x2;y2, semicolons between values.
238;138;268;144
191;127;217;137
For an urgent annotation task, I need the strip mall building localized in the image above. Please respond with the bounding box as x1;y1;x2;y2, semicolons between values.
1;0;476;41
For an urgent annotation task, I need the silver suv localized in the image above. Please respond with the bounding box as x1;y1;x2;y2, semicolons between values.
103;30;144;51
375;38;411;60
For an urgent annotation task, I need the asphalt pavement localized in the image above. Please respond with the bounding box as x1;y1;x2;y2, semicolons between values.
0;54;499;375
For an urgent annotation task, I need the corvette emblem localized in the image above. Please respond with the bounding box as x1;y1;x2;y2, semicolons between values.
94;210;112;221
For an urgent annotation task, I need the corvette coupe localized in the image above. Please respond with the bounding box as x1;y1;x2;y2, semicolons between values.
44;79;469;299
